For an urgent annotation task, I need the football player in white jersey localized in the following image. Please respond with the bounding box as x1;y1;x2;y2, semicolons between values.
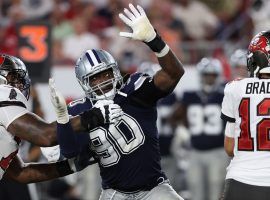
221;30;270;200
0;54;122;183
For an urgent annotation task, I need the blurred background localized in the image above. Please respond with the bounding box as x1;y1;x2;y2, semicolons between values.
0;0;269;200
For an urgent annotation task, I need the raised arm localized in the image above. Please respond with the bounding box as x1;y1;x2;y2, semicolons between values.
119;4;184;93
154;50;184;92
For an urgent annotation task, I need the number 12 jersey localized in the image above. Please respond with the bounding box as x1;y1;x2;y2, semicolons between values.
221;77;270;186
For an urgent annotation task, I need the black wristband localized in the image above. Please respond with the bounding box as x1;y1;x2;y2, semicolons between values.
56;160;74;176
80;107;104;131
145;31;166;53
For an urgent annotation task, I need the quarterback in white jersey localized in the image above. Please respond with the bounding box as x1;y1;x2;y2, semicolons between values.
222;77;270;186
221;30;270;200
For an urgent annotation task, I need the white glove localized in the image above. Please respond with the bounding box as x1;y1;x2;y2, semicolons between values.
93;100;124;124
49;78;69;124
119;4;156;42
40;145;60;162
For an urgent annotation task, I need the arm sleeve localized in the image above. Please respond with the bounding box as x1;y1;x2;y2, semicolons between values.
57;122;80;158
224;122;235;138
221;83;236;123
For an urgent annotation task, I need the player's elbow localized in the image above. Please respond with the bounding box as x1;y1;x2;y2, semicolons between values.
172;66;185;82
178;66;185;78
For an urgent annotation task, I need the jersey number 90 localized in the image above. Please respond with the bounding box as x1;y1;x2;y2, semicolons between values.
89;114;145;167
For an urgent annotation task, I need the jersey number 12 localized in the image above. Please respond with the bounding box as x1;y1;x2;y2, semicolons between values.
238;98;270;151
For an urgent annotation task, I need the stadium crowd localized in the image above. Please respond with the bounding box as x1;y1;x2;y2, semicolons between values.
1;0;270;200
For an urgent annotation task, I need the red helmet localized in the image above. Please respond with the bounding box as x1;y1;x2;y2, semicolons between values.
247;31;270;77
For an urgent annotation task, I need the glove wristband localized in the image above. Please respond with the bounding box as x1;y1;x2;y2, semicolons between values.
56;160;74;176
145;31;166;53
57;114;69;124
155;44;170;57
55;106;69;124
67;158;77;172
80;108;104;131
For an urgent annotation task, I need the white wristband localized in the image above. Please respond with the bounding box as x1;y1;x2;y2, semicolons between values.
57;114;69;124
67;158;77;172
155;44;170;57
56;107;69;124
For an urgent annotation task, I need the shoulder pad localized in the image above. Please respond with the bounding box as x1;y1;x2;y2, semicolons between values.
0;85;28;108
120;72;150;96
224;80;236;92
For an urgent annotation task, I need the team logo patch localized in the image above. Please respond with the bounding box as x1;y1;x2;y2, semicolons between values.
9;89;17;100
249;36;270;57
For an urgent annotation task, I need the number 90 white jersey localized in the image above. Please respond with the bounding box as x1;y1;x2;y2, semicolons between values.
221;77;270;186
0;85;29;179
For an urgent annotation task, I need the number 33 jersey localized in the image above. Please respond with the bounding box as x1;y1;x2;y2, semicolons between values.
181;88;225;150
221;77;270;186
68;73;169;192
0;85;29;179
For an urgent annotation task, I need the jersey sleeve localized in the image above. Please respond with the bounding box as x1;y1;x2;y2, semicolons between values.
221;82;236;123
127;73;169;107
224;122;235;138
58;99;92;158
0;86;29;128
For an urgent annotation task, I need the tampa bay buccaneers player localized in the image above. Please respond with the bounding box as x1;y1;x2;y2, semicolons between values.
221;30;270;200
0;54;122;183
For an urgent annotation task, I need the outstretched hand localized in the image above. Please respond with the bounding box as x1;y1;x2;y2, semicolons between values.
49;78;69;124
119;3;156;42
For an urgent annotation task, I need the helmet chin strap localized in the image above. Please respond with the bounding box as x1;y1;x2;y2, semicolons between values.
253;66;260;77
